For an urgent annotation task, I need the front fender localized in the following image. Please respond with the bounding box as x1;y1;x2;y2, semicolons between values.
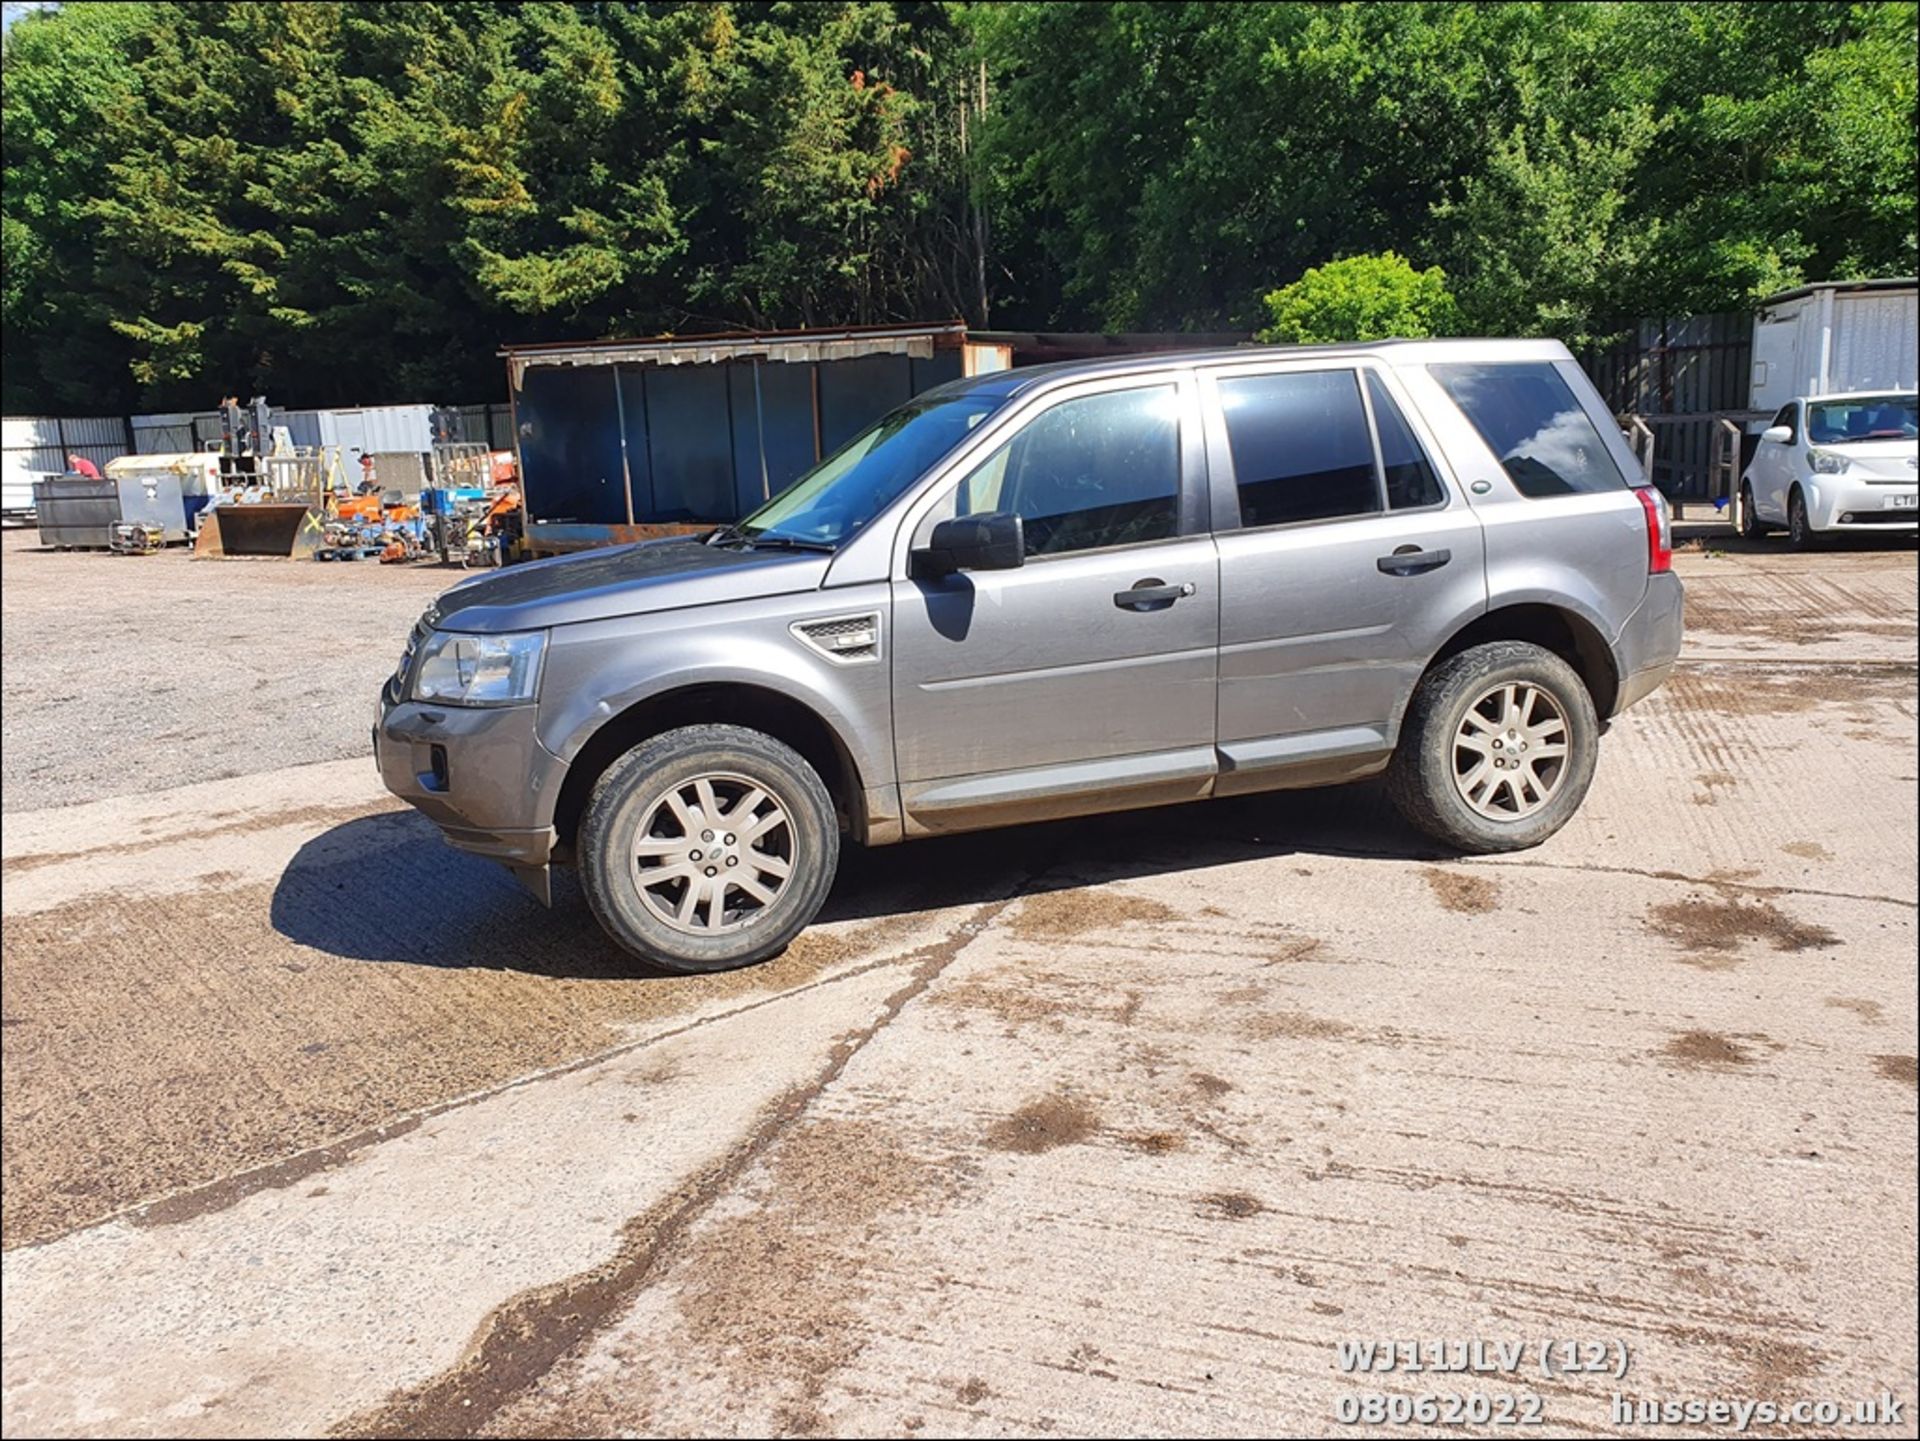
532;585;897;794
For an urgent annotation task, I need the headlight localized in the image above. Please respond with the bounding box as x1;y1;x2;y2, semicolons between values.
412;630;545;705
1807;449;1850;474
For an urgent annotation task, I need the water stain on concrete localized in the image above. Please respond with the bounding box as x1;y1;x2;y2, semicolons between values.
1872;1054;1917;1089
1121;1131;1185;1154
1241;1009;1354;1042
1008;888;1178;940
1662;1031;1758;1071
985;1095;1101;1154
1197;1191;1263;1220
1646;896;1839;966
1823;997;1884;1025
1422;867;1500;915
1782;840;1833;861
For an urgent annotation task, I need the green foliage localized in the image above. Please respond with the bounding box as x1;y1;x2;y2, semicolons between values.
1257;253;1461;344
1;1;1914;412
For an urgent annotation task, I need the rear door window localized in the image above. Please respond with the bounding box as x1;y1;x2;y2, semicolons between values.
1218;370;1380;527
1367;373;1445;510
1430;361;1628;498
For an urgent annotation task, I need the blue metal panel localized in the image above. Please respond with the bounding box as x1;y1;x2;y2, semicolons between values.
729;359;821;514
642;364;735;522
818;354;914;454
615;366;653;519
516;366;628;524
912;349;964;392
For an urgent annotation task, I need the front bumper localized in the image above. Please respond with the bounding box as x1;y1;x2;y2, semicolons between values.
1611;571;1684;716
1804;477;1918;530
374;693;567;893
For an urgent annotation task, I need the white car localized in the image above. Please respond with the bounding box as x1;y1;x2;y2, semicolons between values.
1738;390;1919;546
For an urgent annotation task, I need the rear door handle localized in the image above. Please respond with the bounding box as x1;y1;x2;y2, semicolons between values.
1114;578;1196;610
1377;546;1451;576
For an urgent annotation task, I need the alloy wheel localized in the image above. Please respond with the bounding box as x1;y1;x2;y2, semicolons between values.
1451;682;1570;820
630;772;795;933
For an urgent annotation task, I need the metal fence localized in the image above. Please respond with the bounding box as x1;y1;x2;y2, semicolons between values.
1580;312;1755;502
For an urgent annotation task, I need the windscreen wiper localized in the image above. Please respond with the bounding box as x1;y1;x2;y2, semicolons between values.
744;534;837;553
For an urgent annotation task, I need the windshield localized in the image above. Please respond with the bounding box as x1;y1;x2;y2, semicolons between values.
739;391;1004;547
1806;394;1917;445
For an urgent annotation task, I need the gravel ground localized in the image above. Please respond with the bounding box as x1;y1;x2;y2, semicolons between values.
0;527;455;812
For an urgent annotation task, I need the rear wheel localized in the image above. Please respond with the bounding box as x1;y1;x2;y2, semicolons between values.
1388;641;1599;854
1787;487;1821;550
579;724;839;972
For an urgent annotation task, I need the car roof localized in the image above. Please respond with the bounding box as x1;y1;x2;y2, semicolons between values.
1801;389;1918;403
935;336;1575;403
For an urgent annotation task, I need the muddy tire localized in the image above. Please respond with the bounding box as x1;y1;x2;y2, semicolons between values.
579;724;839;973
1387;641;1599;854
1787;487;1821;551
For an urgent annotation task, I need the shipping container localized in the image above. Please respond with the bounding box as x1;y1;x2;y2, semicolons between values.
501;321;990;532
1750;278;1918;413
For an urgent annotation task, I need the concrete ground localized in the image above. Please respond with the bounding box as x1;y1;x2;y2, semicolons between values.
2;526;1915;1437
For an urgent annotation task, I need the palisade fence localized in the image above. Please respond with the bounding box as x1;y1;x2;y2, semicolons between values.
1579;312;1763;509
3;403;514;515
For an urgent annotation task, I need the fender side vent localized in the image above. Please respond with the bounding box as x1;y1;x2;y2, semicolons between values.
793;613;882;663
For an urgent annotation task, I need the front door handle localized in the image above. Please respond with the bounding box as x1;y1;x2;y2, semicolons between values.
1114;578;1196;610
1377;546;1451;576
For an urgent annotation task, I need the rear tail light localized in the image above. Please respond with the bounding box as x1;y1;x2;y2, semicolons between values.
1634;486;1672;574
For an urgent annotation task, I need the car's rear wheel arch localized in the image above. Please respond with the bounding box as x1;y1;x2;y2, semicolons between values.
553;683;864;857
1420;603;1619;721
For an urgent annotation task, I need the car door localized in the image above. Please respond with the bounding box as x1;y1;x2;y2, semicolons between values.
1201;360;1488;793
890;374;1219;834
1757;403;1798;521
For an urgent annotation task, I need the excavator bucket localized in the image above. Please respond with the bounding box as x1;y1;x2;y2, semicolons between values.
195;504;325;559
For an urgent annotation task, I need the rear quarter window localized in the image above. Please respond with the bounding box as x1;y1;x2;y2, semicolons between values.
1430;361;1628;498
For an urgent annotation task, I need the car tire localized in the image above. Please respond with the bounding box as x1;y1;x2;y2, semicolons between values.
1737;480;1769;538
1387;641;1600;854
1786;487;1824;551
578;724;840;973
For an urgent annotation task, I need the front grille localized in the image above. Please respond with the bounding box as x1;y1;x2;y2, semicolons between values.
388;618;431;702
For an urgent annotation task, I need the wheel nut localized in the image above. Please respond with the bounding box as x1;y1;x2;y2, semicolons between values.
726;856;738;867
705;866;717;877
1493;739;1503;749
724;833;735;844
702;830;714;842
690;849;702;861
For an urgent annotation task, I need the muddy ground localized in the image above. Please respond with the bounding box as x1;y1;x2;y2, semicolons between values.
2;525;1914;1437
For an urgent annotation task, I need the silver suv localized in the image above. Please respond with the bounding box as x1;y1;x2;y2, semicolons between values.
377;339;1682;971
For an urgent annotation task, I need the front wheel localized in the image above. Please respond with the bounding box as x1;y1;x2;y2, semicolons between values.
1737;480;1769;539
1387;641;1600;854
1787;488;1821;551
578;724;840;972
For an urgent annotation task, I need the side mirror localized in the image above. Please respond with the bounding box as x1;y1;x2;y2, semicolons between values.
1762;425;1792;444
913;511;1025;577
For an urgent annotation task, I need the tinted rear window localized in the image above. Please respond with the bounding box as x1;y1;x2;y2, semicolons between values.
1430;362;1628;498
1367;373;1445;509
1218;370;1380;527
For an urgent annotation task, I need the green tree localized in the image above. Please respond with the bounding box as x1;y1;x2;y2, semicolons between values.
1257;252;1461;343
